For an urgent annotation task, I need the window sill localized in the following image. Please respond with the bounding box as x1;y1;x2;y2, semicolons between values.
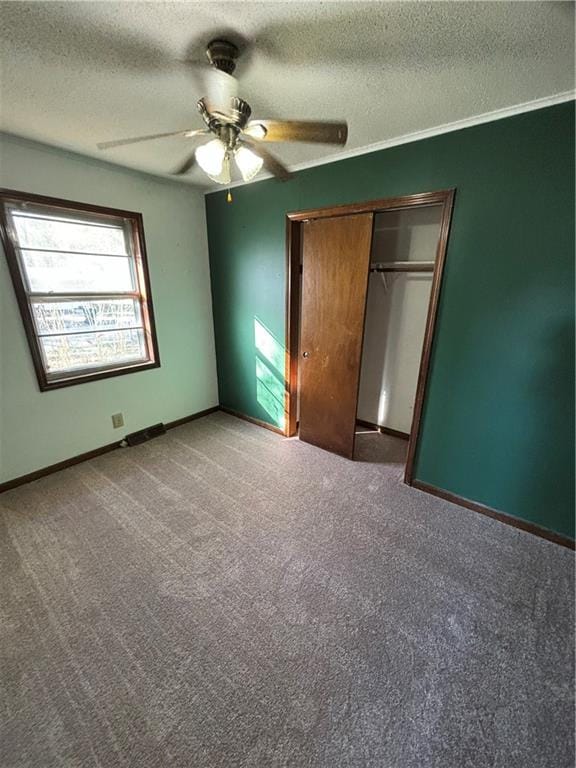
38;359;161;391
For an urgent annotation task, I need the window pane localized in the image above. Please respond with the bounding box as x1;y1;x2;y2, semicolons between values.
32;299;142;334
11;213;127;254
21;251;135;292
41;329;147;374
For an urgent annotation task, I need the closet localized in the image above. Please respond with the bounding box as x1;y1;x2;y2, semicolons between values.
286;190;454;475
357;206;443;438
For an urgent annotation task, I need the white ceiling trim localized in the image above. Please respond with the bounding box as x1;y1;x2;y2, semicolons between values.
205;90;575;194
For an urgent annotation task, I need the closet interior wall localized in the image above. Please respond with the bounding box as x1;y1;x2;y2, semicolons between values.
357;206;443;437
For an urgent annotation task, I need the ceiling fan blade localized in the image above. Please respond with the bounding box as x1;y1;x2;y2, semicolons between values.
244;120;348;145
241;138;292;182
172;151;198;176
97;129;207;150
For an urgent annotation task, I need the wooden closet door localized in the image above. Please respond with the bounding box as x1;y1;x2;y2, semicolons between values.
299;213;373;458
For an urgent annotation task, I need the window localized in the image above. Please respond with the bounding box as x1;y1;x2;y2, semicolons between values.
0;189;160;390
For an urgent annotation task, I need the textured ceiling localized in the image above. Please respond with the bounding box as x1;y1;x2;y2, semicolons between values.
0;1;574;189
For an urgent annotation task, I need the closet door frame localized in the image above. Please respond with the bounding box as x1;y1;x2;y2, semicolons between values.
284;188;456;484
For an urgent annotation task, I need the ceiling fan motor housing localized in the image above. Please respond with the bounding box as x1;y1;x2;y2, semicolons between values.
226;97;251;127
198;95;251;138
206;39;239;75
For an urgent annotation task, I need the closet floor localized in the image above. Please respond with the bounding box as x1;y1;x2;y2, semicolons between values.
354;429;408;464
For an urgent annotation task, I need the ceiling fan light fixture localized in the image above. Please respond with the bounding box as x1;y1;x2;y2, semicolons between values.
212;154;231;185
195;138;227;178
235;145;264;181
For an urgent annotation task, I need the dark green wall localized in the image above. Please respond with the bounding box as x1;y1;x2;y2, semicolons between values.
206;102;575;539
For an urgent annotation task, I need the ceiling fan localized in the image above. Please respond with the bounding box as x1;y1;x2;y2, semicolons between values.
97;39;348;184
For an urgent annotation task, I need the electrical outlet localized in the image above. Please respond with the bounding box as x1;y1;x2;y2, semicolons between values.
111;413;124;429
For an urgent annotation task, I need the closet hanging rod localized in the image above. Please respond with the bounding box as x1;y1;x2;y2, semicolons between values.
370;261;435;273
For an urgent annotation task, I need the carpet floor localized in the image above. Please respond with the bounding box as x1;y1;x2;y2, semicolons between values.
1;412;573;768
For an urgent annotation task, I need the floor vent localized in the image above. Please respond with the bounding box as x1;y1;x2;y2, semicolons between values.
124;423;166;447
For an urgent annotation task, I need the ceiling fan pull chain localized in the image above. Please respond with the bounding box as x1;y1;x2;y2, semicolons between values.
227;189;233;204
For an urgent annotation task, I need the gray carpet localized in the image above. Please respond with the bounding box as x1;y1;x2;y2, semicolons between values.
1;412;573;768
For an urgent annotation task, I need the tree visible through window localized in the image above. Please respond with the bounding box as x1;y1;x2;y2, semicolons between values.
0;190;160;390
